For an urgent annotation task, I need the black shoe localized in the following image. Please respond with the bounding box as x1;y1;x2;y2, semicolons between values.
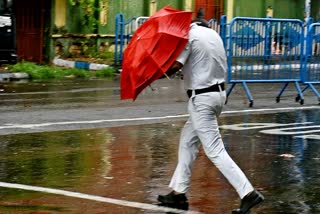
159;201;189;211
157;191;188;205
232;190;264;214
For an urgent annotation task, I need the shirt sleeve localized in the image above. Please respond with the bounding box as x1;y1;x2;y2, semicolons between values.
175;42;191;65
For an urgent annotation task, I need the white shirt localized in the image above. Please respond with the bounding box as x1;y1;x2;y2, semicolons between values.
176;23;227;90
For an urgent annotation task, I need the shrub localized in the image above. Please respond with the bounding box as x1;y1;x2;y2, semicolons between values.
95;67;115;78
8;61;116;80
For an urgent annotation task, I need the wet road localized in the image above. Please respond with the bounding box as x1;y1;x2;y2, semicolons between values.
0;78;320;213
0;78;319;135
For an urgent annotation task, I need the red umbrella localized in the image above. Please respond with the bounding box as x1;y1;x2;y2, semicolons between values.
120;6;192;100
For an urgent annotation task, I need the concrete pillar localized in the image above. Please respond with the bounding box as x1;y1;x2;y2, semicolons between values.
227;0;234;22
266;6;273;17
100;1;108;26
184;0;192;11
150;0;157;15
305;0;311;22
55;0;66;27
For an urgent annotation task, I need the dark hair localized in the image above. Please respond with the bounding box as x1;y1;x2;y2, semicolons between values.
192;8;210;28
192;18;210;28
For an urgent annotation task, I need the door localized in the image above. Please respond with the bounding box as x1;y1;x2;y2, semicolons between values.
14;0;48;63
195;0;224;21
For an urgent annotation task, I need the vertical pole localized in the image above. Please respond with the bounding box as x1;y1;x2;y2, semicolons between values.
264;17;271;59
114;14;119;65
220;15;227;48
119;14;125;64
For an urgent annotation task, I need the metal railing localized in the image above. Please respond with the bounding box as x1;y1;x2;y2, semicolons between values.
115;14;320;106
114;14;148;66
300;23;320;103
226;17;305;106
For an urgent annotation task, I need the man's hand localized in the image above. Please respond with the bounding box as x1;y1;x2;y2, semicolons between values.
160;61;183;79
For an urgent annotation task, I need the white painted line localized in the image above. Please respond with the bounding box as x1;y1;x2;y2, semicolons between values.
222;106;320;114
0;115;189;129
220;122;314;131
260;125;320;135
0;182;201;214
294;134;320;140
1;106;319;130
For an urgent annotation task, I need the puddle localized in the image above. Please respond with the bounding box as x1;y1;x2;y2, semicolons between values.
0;110;319;213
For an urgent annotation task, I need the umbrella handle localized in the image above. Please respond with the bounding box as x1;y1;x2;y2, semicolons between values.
148;85;155;91
163;73;171;80
149;72;171;92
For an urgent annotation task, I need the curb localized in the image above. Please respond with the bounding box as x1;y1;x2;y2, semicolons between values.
0;72;29;82
53;58;110;70
0;58;112;82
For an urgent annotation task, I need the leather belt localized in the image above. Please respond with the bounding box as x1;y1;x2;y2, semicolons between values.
187;83;225;98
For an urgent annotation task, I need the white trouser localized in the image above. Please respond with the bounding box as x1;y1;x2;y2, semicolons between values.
169;90;254;199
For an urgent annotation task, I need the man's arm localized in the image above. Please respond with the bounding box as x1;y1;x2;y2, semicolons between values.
166;61;183;76
160;61;183;79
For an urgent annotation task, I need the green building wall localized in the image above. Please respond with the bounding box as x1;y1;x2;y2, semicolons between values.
49;0;186;62
233;0;264;18
102;0;184;35
59;0;307;37
157;0;184;10
272;0;304;19
48;0;310;63
311;0;320;22
102;0;148;35
53;0;186;39
232;0;305;20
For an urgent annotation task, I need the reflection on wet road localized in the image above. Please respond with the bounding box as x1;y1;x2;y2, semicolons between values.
0;109;319;213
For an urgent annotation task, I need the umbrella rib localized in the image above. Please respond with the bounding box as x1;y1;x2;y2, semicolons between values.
134;36;188;92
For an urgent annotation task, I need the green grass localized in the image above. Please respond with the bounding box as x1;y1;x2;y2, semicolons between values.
95;67;115;78
8;61;116;80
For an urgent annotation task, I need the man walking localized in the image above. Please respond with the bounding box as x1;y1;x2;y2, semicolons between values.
157;20;264;214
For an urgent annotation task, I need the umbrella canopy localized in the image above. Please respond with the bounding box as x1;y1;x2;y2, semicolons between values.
120;6;192;100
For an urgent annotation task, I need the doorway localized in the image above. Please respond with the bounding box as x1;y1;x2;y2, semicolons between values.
195;0;224;21
14;0;50;63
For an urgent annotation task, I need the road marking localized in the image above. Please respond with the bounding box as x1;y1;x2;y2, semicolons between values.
220;122;320;138
295;135;320;140
222;106;320;114
0;115;190;129
220;122;313;130
1;106;319;130
260;125;320;135
0;182;201;214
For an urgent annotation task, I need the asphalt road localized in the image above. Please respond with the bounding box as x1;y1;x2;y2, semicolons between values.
0;77;319;135
0;77;320;214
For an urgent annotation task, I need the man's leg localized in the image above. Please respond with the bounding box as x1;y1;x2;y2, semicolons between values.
158;116;201;205
169;118;201;193
189;93;254;199
191;93;264;213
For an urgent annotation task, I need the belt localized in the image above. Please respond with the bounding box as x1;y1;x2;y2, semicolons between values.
187;83;225;98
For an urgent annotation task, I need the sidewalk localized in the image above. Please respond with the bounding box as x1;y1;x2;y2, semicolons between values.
0;58;112;82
